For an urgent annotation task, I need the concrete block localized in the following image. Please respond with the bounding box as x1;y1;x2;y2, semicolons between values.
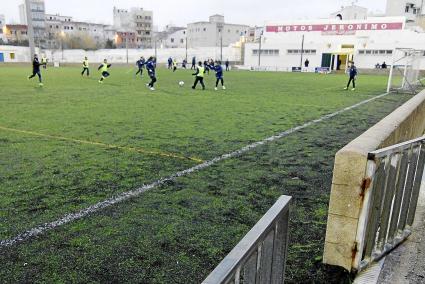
328;184;362;219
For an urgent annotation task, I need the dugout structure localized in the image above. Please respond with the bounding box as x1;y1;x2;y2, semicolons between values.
387;48;425;94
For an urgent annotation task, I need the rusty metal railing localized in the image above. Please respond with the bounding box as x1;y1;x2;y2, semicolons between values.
202;195;291;284
353;136;425;271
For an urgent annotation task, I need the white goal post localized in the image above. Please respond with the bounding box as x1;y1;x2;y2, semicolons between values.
387;48;425;94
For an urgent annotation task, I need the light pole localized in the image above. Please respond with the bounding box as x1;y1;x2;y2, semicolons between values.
154;36;157;60
125;35;129;65
220;32;223;62
300;34;305;69
258;31;263;67
185;37;188;62
60;31;65;61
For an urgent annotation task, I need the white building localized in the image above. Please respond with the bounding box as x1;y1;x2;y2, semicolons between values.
386;0;424;22
113;7;153;48
19;0;47;48
244;16;425;71
156;26;187;48
187;15;249;48
45;14;115;49
0;15;5;43
330;5;368;20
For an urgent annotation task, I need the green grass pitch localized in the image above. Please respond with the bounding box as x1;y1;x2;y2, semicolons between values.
0;65;411;283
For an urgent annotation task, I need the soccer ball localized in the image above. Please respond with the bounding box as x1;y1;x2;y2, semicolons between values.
179;81;185;87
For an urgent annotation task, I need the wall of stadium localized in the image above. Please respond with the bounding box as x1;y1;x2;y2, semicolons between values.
244;17;425;71
0;45;242;64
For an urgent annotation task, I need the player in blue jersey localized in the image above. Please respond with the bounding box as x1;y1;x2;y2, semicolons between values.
146;57;157;91
213;61;226;91
135;56;145;78
167;57;173;69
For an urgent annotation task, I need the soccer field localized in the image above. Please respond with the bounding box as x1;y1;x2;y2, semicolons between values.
0;66;411;283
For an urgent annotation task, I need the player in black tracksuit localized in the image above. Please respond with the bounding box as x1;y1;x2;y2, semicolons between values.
28;54;44;86
344;62;358;91
135;57;145;78
146;57;157;90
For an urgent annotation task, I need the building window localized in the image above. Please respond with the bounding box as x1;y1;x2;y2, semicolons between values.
171;38;174;43
358;49;394;55
252;49;280;56
287;49;316;55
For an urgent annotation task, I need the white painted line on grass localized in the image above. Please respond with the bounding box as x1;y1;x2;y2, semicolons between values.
0;92;390;248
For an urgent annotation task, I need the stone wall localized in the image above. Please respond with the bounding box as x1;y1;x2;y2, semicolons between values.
323;90;425;271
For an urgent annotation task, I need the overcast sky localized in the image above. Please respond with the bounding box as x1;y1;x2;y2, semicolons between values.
3;0;387;28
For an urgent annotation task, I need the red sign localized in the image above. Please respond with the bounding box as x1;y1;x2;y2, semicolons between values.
266;22;404;33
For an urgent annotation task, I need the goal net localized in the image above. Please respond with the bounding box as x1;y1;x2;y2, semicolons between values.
387;48;425;94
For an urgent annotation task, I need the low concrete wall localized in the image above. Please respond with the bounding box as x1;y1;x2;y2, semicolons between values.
323;90;425;271
0;45;242;64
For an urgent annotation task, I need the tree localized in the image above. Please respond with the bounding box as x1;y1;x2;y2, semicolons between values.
105;38;116;49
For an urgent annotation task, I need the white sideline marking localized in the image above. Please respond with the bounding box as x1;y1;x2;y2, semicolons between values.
0;92;390;248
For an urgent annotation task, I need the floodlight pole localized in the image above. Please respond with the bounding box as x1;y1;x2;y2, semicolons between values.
300;34;305;69
185;37;188;62
126;36;129;64
25;0;36;60
220;32;223;62
154;37;157;60
61;36;64;61
258;34;262;67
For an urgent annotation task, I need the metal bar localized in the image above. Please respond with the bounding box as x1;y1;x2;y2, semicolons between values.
202;196;291;284
369;137;425;160
271;212;289;284
387;61;395;93
387;150;409;242
364;157;388;259
406;146;425;226
259;229;275;283
353;160;377;270
376;154;400;252
243;250;258;284
397;146;420;231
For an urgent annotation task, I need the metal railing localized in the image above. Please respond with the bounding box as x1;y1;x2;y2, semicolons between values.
203;195;292;284
353;136;425;271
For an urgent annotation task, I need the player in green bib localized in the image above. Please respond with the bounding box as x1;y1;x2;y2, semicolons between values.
98;59;111;83
81;57;90;77
192;61;206;90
